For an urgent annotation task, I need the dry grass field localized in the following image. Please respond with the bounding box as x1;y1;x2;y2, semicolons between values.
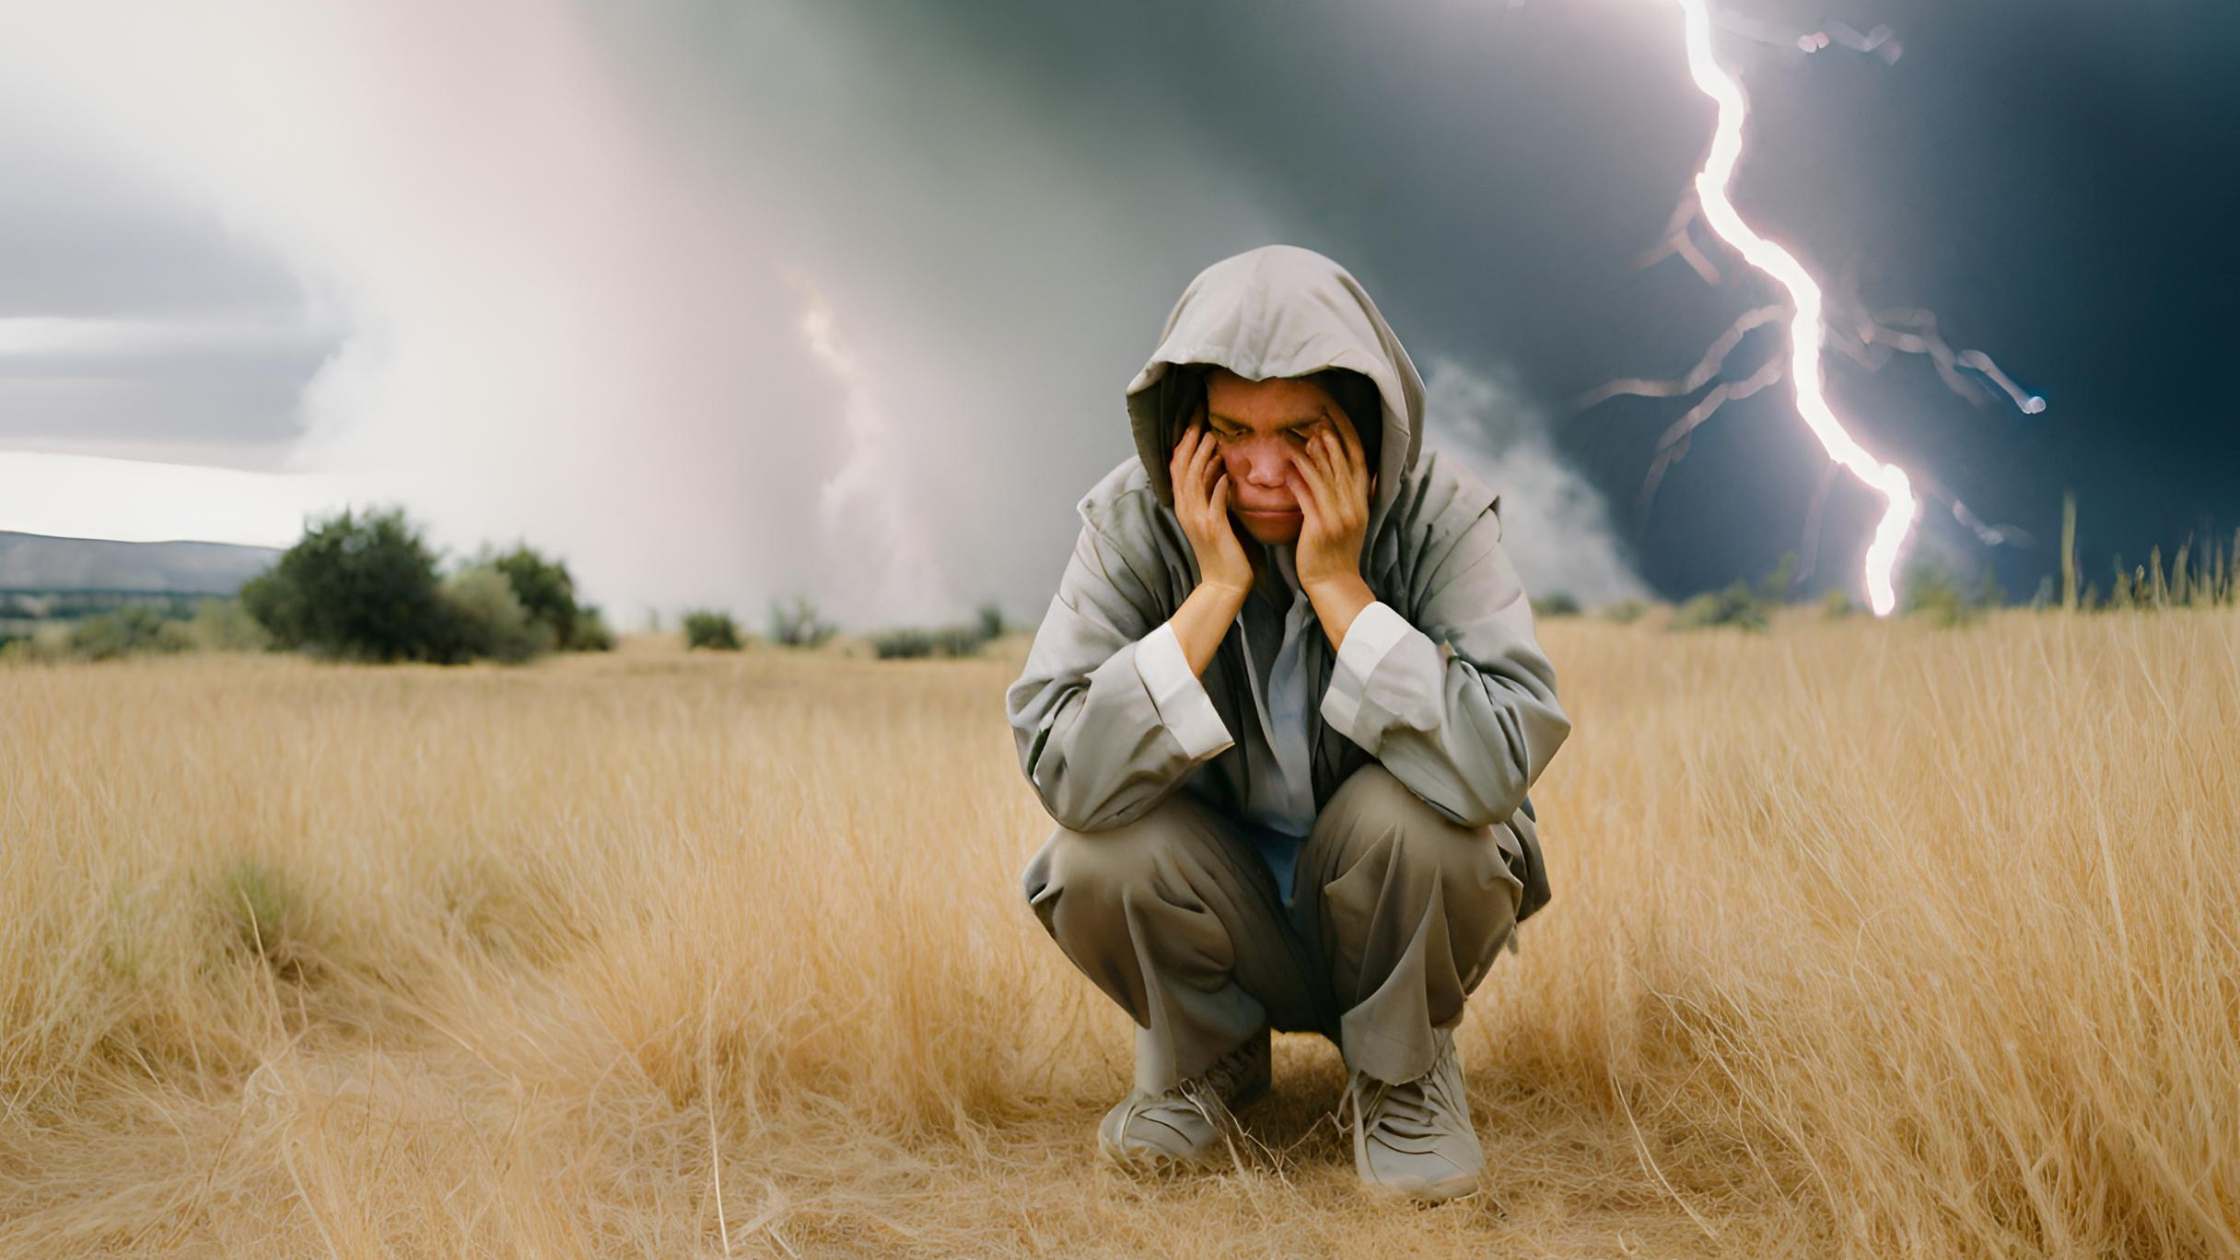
3;608;2237;1257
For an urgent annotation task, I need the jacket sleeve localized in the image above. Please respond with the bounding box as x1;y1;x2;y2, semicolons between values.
1006;517;1236;832
1317;500;1571;829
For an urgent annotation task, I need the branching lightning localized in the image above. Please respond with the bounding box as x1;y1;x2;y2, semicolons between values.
1843;305;2046;415
1580;4;2043;616
1717;11;1904;64
1671;0;1917;615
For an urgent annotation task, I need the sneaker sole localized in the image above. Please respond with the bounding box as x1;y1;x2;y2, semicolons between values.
1358;1167;1480;1204
1098;1132;1221;1174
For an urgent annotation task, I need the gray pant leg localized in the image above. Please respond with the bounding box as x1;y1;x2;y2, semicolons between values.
1290;763;1526;1085
1020;789;1325;1095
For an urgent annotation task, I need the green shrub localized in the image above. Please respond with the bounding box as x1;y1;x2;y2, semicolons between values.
1899;557;1986;628
485;543;606;650
1756;550;1799;603
767;594;836;648
238;512;608;663
67;605;197;660
1597;598;1652;624
219;858;316;981
932;624;988;657
0;626;69;664
871;622;990;660
1530;590;1581;618
439;565;554;663
240;505;460;663
870;626;937;659
1669;580;1769;632
571;605;616;652
190;597;273;652
489;546;572;647
683;609;743;651
975;600;1008;641
1820;589;1858;619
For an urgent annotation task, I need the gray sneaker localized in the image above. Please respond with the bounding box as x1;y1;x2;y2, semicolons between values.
1097;1026;1272;1172
1339;1027;1483;1202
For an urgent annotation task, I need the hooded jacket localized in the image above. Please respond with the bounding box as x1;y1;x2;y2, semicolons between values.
1004;244;1571;927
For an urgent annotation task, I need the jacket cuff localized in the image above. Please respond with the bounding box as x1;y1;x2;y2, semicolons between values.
1133;621;1236;761
1319;599;1415;740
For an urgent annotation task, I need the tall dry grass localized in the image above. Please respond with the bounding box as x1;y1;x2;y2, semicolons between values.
2;609;2235;1257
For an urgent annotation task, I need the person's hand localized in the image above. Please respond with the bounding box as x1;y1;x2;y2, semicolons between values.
1171;414;1255;599
1287;408;1372;595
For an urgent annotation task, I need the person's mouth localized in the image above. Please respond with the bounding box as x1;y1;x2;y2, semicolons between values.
1238;507;1300;519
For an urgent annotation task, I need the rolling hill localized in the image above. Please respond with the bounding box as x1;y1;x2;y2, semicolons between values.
0;530;280;594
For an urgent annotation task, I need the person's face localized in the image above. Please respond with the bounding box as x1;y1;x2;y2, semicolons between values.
1195;367;1364;546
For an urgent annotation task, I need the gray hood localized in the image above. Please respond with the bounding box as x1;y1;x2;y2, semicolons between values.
1012;244;1568;932
1124;244;1426;540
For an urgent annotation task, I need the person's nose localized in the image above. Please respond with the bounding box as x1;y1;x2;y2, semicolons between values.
1237;440;1290;488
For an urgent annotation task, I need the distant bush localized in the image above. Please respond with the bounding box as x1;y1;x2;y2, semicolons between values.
869;627;936;659
1820;589;1858;619
1669;579;1770;632
1530;590;1582;618
1899;557;1992;628
871;622;990;660
0;626;70;664
240;505;461;663
974;600;1007;641
5;510;618;667
1597;597;1652;624
939;624;989;656
485;543;597;651
683;609;743;651
439;565;554;664
66;605;197;661
571;606;616;652
767;594;836;648
234;506;615;664
1756;551;1799;605
189;597;273;652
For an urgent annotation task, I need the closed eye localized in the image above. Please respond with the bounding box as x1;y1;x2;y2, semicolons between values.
1210;424;1319;442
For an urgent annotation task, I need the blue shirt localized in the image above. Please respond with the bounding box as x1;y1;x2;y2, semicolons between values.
1232;541;1317;903
1130;544;1429;906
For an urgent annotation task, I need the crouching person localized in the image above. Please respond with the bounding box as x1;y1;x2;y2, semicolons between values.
1003;245;1572;1203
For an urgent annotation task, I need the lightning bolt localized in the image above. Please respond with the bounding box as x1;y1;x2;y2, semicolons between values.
1671;0;1918;615
1573;7;2041;604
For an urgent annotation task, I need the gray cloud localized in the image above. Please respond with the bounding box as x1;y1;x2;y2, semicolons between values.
1420;356;1652;610
0;76;332;460
0;0;1647;629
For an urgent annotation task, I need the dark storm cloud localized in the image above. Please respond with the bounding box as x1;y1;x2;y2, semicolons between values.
902;0;2240;600
5;0;2233;617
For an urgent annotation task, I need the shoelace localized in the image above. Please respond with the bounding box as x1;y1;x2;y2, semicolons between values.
1117;1077;1219;1142
1335;1038;1466;1168
1114;1034;1264;1158
1197;1033;1264;1100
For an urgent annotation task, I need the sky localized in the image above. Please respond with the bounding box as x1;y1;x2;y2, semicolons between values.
1;0;2233;629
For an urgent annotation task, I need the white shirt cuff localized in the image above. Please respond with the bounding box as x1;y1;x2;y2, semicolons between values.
1320;600;1414;736
1134;621;1236;761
